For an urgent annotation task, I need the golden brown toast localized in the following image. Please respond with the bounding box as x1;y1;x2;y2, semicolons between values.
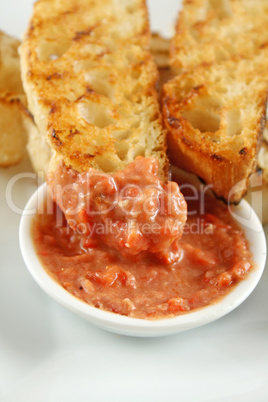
163;54;268;203
24;32;171;178
171;0;268;73
163;0;268;203
0;92;28;166
20;0;168;180
0;31;27;166
0;31;23;93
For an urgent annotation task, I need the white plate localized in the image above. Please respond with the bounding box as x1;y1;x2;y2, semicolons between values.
1;1;268;401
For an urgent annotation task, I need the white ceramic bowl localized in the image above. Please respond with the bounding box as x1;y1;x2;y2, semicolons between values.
20;183;267;337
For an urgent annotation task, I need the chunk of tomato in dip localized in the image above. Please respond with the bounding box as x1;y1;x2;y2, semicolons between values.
32;162;254;320
47;156;187;255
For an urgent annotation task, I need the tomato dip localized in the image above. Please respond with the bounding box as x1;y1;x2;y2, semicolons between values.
32;157;253;319
47;156;187;256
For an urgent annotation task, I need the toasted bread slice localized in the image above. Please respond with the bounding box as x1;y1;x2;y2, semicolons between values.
163;0;268;203
0;31;28;166
20;0;168;180
171;0;268;73
24;33;171;178
0;31;23;93
163;53;268;203
24;33;171;179
0;92;28;166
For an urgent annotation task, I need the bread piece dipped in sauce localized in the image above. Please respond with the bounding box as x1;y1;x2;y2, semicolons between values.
21;0;187;256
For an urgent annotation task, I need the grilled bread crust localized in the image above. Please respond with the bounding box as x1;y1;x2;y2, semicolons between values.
0;31;27;166
163;0;268;203
20;0;168;180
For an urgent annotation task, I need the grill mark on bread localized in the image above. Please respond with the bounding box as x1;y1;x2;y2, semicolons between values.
51;129;63;146
239;147;247;156
46;73;63;81
74;27;96;41
68;128;80;138
211;154;225;161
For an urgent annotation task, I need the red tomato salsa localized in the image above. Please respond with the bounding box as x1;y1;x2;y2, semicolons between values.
47;156;187;256
32;157;253;319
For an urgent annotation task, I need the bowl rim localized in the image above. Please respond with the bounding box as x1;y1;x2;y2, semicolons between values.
19;182;267;337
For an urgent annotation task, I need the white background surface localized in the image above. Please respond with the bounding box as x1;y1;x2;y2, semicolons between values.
0;1;268;401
